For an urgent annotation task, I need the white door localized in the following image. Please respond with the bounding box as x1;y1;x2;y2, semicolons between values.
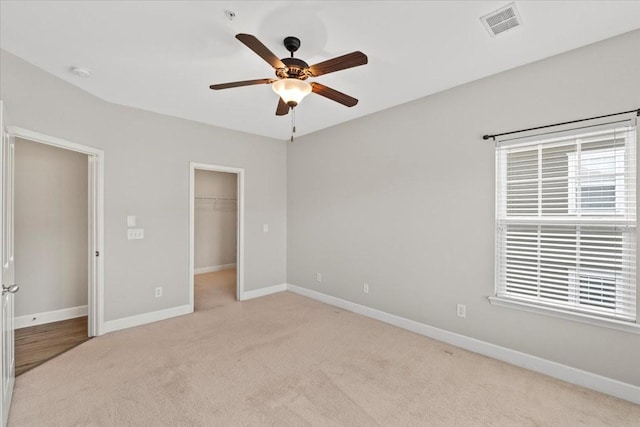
0;100;17;426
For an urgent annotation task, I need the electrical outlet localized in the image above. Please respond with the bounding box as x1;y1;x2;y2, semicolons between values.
155;287;163;298
363;283;369;294
456;304;466;318
316;272;322;282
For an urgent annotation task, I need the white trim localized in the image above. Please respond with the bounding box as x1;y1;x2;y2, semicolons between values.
15;305;87;329
6;127;103;156
101;304;191;334
189;162;244;310
194;263;236;275
286;284;640;405
489;296;640;334
242;283;287;300
6;126;104;337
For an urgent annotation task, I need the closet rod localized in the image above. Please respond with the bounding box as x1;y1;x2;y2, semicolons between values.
482;108;639;141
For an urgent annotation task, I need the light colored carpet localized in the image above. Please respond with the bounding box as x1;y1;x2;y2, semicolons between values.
9;274;639;426
194;268;237;312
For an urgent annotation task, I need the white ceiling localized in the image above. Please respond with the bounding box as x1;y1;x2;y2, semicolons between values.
2;1;640;141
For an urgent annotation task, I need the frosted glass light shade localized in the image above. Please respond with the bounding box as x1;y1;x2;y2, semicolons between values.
272;78;312;107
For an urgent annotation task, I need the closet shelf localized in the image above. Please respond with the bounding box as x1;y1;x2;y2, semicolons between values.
195;196;237;201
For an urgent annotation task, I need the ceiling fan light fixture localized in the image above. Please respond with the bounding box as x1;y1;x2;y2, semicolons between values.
272;78;311;107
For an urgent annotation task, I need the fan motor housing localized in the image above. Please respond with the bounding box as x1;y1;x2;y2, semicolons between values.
276;57;311;80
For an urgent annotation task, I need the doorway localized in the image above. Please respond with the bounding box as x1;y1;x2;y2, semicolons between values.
13;138;90;374
5;127;104;375
189;163;244;311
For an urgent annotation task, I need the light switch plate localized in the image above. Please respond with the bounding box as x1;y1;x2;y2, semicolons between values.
127;215;136;227
263;224;269;233
127;228;144;240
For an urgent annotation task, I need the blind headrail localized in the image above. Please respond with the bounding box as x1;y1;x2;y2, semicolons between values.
483;108;639;141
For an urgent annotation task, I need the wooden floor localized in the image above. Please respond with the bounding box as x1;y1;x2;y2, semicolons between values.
15;316;91;377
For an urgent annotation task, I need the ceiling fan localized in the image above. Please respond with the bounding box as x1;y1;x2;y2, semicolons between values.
209;34;368;116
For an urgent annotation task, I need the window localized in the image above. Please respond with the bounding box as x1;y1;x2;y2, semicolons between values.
495;122;637;323
567;148;624;214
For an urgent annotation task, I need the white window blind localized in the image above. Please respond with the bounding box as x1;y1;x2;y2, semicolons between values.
495;121;637;322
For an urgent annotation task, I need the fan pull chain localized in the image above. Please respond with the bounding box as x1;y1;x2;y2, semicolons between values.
290;108;296;143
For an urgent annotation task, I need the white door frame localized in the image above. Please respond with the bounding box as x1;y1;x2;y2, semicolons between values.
6;126;105;337
0;100;15;427
189;162;244;310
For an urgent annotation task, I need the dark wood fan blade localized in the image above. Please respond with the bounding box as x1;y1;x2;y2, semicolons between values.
209;78;274;90
276;98;290;116
236;34;286;69
308;51;368;77
311;83;358;107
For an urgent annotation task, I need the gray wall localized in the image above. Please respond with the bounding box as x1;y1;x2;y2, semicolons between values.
194;170;237;269
3;27;639;387
1;49;287;322
14;138;88;316
288;29;640;385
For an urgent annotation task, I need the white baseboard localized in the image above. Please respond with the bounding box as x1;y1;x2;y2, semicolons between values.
242;283;287;301
194;263;236;275
15;305;88;329
286;284;640;405
101;280;285;334
100;304;191;335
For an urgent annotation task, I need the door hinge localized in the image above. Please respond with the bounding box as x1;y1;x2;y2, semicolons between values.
95;251;100;257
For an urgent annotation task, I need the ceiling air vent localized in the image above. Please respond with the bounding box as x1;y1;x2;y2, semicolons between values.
481;2;522;36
